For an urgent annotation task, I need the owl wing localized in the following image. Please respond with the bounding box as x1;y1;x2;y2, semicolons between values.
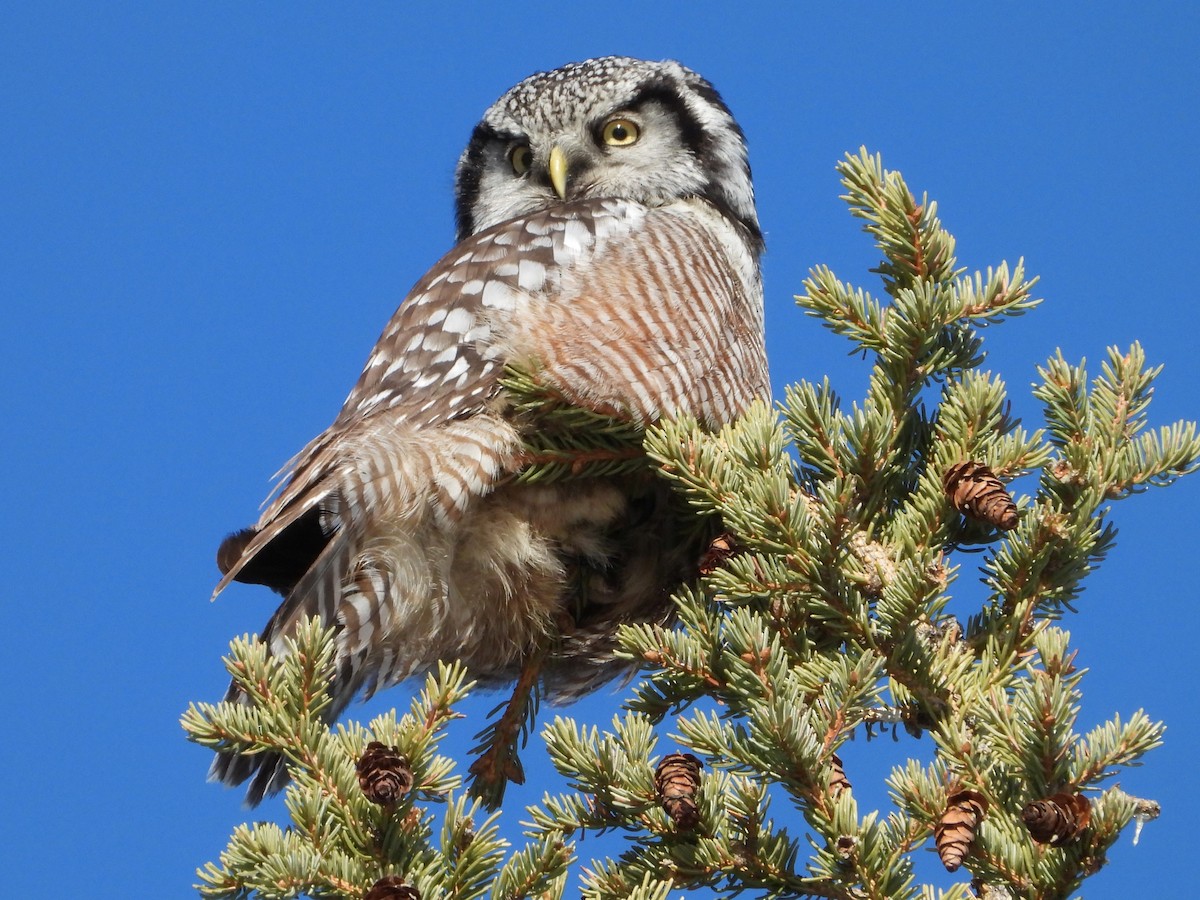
212;210;553;602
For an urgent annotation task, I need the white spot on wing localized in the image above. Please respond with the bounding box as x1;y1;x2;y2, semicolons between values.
482;280;516;309
443;356;470;381
381;357;408;380
443;307;472;334
561;218;591;255
517;258;546;291
431;346;460;365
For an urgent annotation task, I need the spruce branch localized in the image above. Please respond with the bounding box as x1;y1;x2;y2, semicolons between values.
501;363;651;484
837;146;961;293
184;621;520;899
466;645;545;810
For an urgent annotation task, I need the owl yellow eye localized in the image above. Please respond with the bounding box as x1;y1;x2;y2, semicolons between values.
509;145;532;175
601;118;640;147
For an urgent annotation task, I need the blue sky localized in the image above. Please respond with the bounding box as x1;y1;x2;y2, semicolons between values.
3;4;1198;897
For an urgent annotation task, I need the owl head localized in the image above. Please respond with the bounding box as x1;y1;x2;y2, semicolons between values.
453;56;760;248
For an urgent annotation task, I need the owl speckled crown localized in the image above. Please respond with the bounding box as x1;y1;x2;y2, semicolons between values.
491;57;706;130
457;56;758;246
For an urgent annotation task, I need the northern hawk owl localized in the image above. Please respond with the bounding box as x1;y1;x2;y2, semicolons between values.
211;56;769;802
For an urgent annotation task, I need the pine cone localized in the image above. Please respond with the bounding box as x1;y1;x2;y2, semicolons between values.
698;531;738;576
943;461;1019;530
357;742;413;806
654;752;703;830
1021;792;1091;844
935;789;988;872
363;875;419;900
834;835;857;861
828;753;852;793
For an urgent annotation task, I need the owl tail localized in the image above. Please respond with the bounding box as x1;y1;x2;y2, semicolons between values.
208;499;370;805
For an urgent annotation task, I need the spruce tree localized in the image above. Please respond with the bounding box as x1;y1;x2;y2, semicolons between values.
184;149;1194;899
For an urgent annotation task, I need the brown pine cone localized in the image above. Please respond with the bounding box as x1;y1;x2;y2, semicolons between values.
943;461;1019;530
363;875;419;900
357;741;414;806
828;753;851;794
1021;792;1091;844
698;531;738;576
654;752;703;830
935;789;988;872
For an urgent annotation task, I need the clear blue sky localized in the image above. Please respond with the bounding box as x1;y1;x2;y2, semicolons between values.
3;4;1198;897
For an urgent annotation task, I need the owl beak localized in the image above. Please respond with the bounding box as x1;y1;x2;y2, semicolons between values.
548;145;569;200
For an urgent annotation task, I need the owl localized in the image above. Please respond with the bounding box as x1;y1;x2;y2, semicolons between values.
211;56;768;802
